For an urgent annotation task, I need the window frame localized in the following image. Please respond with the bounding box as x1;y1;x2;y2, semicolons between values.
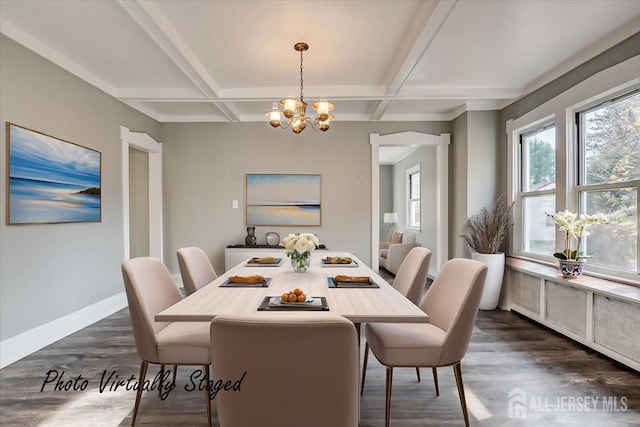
406;164;421;231
573;90;640;277
507;69;639;285
515;119;557;260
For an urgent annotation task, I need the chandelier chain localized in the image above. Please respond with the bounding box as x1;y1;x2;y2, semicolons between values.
299;49;304;102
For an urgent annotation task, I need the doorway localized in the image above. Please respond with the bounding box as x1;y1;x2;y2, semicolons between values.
370;132;450;274
120;126;163;261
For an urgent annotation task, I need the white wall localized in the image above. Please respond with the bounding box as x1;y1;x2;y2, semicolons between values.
0;36;160;343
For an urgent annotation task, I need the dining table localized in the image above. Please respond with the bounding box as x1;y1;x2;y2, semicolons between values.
155;251;429;328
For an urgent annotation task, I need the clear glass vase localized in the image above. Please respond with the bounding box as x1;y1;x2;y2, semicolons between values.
289;251;311;272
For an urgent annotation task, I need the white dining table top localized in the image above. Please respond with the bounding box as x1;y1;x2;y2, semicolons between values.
155;251;429;324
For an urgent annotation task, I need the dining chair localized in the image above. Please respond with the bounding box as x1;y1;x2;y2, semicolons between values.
363;247;432;394
176;246;217;296
121;257;212;426
363;258;487;427
210;313;359;427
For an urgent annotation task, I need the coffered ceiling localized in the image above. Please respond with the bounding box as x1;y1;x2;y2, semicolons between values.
1;0;639;123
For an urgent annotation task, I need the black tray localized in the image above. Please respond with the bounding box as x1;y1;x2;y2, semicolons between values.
220;277;272;288
257;296;329;311
327;277;379;288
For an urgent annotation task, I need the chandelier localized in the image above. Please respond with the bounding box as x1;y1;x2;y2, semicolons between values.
266;42;334;133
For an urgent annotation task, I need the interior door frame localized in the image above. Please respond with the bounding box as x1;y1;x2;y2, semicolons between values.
370;131;450;273
120;126;163;261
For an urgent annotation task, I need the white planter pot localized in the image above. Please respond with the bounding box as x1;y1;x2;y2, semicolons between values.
471;252;505;310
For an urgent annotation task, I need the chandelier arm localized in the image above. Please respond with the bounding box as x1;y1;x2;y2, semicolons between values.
306;117;320;132
279;119;292;130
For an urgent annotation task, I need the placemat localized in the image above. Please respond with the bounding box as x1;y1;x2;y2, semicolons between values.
245;257;283;267
257;296;329;311
220;277;272;288
327;277;380;288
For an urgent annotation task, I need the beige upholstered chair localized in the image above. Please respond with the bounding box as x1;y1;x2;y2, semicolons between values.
362;247;432;394
121;257;212;426
362;258;487;427
210;313;359;427
177;246;217;296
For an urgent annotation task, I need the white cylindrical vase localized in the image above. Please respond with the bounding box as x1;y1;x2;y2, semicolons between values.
471;252;505;311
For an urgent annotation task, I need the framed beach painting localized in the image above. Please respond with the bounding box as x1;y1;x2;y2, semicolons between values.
246;174;321;226
6;123;101;224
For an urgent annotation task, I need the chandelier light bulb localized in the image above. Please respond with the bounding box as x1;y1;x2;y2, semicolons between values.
283;97;297;118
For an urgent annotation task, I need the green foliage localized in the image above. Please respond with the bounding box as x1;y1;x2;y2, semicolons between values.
528;138;555;186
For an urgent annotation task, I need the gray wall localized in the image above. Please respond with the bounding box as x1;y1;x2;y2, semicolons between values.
451;110;501;258
0;36;160;341
379;165;393;240
161;121;450;274
129;148;150;258
391;146;438;259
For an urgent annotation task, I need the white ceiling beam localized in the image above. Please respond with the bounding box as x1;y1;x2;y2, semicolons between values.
371;0;458;120
117;0;241;121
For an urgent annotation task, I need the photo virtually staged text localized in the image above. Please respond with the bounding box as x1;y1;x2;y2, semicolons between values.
40;369;246;401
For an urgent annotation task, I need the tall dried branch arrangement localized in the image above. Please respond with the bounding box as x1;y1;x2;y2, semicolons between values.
460;195;514;254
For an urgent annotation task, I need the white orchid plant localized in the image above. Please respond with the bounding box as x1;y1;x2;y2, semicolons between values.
547;210;607;261
282;233;319;257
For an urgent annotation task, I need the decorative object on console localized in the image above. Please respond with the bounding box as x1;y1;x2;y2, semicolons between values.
245;226;257;246
265;232;280;246
7;122;101;224
460;195;514;310
282;233;319;272
547;210;607;278
265;42;334;133
246;174;321;226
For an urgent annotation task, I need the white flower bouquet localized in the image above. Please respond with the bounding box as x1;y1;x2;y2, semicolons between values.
282;233;319;272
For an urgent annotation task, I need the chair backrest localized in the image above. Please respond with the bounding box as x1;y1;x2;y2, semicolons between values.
419;258;487;365
211;314;359;427
176;247;217;296
121;257;183;363
392;247;432;305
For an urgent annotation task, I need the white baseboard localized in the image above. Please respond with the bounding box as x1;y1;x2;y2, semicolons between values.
0;292;128;369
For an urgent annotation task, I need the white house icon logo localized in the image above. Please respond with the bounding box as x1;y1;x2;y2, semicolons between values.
508;388;527;418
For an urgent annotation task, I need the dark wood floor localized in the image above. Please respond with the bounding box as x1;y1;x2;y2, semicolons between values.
1;272;639;426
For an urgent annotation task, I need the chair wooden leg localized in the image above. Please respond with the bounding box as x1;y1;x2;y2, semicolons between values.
432;367;439;396
415;367;421;382
131;361;148;426
204;364;212;427
159;364;165;397
453;362;470;427
385;366;393;427
361;342;369;396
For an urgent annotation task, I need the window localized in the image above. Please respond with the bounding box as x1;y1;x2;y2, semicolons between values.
576;91;639;273
518;125;556;255
407;165;420;229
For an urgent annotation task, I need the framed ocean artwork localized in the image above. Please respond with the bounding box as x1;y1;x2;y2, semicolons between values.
6;123;101;224
246;174;321;226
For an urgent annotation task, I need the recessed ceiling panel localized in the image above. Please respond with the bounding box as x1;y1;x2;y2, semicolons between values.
407;0;640;89
153;0;432;89
0;0;197;90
